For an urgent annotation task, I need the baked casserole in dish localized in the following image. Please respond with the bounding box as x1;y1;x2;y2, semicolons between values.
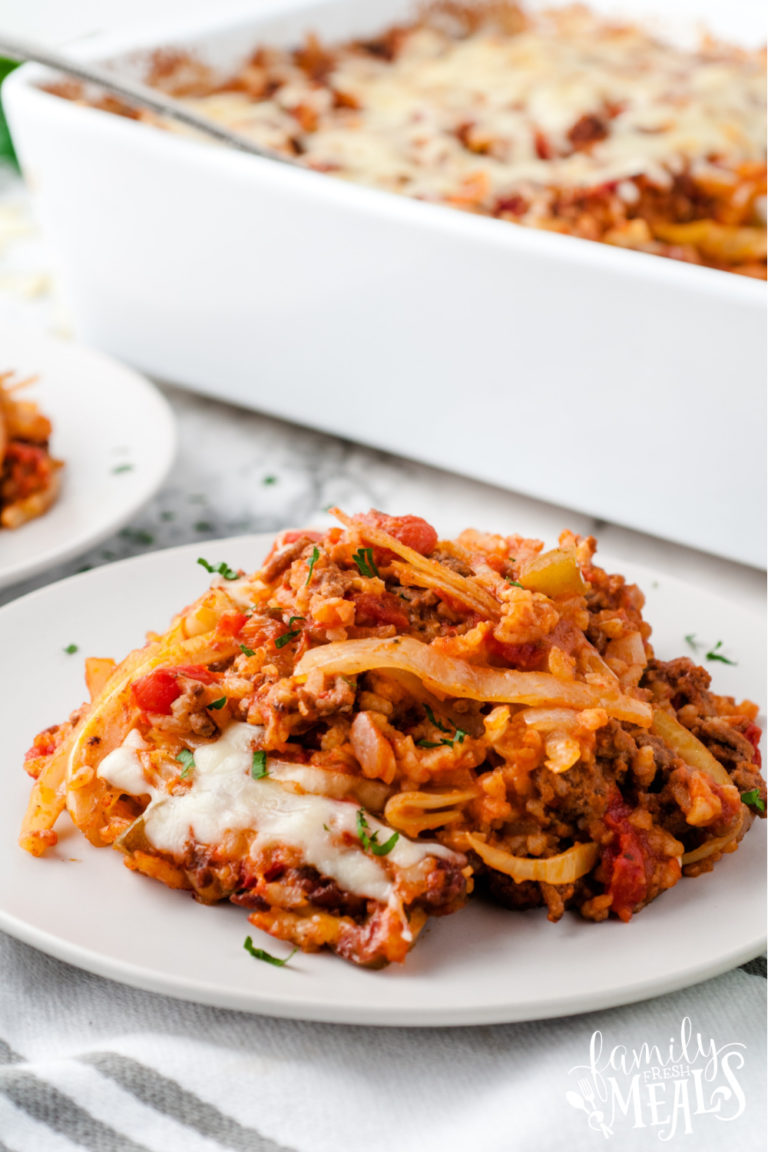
4;0;766;565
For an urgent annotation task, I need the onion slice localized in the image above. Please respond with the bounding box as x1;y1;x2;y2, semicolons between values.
466;833;599;883
650;709;733;788
681;819;744;866
331;507;501;619
294;636;652;725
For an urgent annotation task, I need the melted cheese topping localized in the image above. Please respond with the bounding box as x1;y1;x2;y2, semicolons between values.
176;7;765;206
98;722;457;902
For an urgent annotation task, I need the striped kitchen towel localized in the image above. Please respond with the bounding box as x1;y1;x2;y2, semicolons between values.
0;933;765;1152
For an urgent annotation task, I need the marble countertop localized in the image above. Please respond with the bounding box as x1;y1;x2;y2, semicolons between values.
2;375;765;612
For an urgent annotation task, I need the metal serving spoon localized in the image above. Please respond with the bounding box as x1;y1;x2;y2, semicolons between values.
0;34;296;166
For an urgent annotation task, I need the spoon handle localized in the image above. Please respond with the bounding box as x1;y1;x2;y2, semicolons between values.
0;34;294;165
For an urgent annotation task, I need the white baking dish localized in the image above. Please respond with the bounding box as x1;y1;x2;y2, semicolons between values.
4;0;766;567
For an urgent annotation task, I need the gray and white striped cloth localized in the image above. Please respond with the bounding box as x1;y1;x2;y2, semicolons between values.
0;934;764;1152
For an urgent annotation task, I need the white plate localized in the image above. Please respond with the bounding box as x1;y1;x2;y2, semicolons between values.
0;324;176;589
0;534;764;1026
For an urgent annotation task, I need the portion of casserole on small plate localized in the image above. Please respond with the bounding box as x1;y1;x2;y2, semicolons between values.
53;2;767;276
0;372;62;530
20;510;766;967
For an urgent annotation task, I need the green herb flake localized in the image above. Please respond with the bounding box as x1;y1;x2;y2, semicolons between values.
419;707;466;748
262;475;278;486
275;615;305;649
243;936;297;966
506;578;525;589
705;641;737;666
239;643;256;657
119;528;155;546
176;748;195;778
684;633;700;652
197;557;239;581
741;789;766;814
251;750;268;779
356;809;400;856
305;545;320;587
424;704;450;733
111;463;134;474
63;643;79;655
208;697;227;710
353;547;380;579
195;520;214;533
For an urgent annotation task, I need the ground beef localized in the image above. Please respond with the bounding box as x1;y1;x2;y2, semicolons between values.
643;657;714;713
260;533;320;583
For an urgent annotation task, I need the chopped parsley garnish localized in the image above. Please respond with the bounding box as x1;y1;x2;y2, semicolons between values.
195;520;213;533
239;643;256;657
305;545;320;587
424;704;450;733
684;633;700;652
111;463;134;474
275;616;305;649
356;809;399;856
176;749;195;778
352;547;379;579
705;641;737;666
506;578;525;589
197;557;239;581
741;789;766;814
63;643;79;655
262;475;277;486
417;707;467;749
251;750;268;779
207;697;227;710
243;936;297;966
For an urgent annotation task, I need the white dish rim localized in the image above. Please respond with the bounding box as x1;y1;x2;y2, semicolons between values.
5;0;765;307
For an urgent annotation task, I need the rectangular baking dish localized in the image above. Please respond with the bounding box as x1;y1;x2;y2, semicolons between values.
4;0;766;567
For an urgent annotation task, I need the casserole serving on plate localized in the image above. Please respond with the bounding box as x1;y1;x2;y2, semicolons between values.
4;0;766;566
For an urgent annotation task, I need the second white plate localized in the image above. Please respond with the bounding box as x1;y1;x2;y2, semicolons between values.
0;323;176;589
0;534;764;1025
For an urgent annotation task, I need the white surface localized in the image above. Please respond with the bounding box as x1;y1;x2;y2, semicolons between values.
3;0;765;569
1;0;767;46
0;322;176;588
0;533;764;1026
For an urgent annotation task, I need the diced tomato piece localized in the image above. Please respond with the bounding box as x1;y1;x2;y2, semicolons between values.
353;591;410;630
24;727;59;760
487;637;543;671
217;611;248;637
359;510;438;556
602;795;650;922
282;530;323;545
1;441;51;500
744;722;763;769
131;664;214;714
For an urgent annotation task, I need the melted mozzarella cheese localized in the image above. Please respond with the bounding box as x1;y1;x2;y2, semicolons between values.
97;728;151;795
175;8;765;204
98;722;457;902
